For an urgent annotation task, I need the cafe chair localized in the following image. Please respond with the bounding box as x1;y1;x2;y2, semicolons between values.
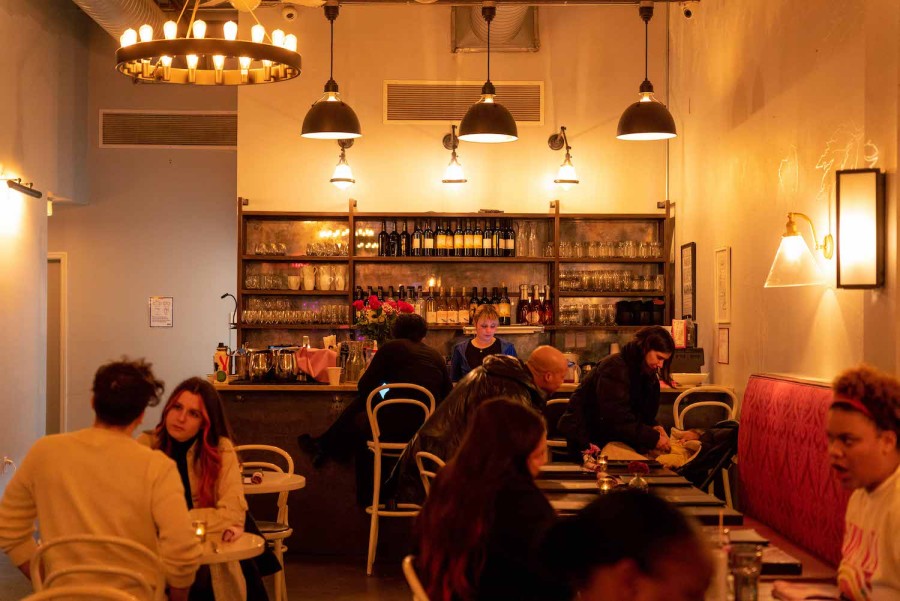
673;386;739;508
414;451;445;496
30;534;165;601
401;555;431;601
544;397;571;461
23;585;140;601
365;384;435;576
234;444;295;601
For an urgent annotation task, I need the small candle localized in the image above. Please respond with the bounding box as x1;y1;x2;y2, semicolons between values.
193;520;207;543
596;455;608;473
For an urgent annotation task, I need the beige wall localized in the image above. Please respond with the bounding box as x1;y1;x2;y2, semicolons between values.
669;0;899;396
48;27;237;431
237;4;671;213
0;1;90;493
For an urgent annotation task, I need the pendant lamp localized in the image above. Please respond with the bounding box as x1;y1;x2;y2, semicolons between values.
330;139;356;190
301;1;361;140
616;1;676;141
458;4;517;143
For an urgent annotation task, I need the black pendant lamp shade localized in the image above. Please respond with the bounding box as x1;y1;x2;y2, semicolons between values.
301;3;361;140
458;5;518;143
616;2;676;141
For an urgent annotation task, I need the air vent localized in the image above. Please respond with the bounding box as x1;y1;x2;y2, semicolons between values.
100;110;237;149
384;81;543;125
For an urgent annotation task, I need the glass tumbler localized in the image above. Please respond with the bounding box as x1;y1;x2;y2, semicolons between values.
730;545;763;601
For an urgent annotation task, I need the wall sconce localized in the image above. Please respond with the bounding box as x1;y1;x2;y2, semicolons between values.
764;212;834;288
5;178;44;199
836;169;885;289
548;126;579;190
330;139;355;190
441;125;467;186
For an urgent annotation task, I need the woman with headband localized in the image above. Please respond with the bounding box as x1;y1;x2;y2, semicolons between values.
558;325;675;459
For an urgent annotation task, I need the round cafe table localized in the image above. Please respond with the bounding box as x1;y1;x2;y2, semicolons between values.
199;533;265;565
242;471;307;495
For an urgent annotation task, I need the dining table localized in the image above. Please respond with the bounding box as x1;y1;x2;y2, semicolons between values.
198;532;266;565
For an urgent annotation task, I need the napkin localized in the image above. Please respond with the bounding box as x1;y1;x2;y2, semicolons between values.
295;347;338;383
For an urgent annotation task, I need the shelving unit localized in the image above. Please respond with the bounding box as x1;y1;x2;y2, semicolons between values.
235;198;674;356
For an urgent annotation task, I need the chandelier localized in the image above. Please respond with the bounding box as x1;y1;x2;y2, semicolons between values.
116;6;301;86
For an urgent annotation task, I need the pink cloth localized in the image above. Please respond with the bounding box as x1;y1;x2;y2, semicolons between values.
738;374;852;567
294;348;338;383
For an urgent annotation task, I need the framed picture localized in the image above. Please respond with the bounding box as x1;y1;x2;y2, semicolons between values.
680;242;696;319
714;247;732;324
149;296;174;328
717;327;730;364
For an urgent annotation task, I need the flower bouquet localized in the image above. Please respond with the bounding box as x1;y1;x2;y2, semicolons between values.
352;295;415;344
627;460;650;491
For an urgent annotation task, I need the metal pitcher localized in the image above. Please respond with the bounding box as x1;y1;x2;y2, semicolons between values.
248;350;271;382
273;349;297;383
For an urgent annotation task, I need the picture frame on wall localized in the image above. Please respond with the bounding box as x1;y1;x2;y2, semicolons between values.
680;242;696;319
714;247;732;324
717;327;730;364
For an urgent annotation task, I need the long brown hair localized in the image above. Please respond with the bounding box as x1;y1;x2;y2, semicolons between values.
415;398;546;600
153;377;233;508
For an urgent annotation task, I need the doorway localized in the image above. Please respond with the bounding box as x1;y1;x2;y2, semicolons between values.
47;253;68;434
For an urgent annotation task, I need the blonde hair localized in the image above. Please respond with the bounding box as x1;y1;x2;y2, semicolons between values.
473;303;500;324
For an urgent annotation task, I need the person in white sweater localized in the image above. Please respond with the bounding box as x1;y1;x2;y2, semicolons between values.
827;365;900;601
0;358;201;601
138;377;251;601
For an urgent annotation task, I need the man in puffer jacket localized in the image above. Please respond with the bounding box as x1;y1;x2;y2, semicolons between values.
386;346;568;504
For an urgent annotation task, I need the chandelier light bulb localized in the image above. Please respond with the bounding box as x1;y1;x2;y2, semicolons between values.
239;56;252;70
120;28;137;48
138;24;153;42
163;21;177;40
213;55;225;70
192;20;207;39
251;24;265;44
223;21;238;41
285;34;298;52
186;54;199;69
272;29;285;47
161;55;172;67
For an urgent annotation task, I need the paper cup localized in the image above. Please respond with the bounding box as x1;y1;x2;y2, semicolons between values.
326;367;342;386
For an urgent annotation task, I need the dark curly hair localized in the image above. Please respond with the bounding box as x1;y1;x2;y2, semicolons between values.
832;364;900;448
92;357;164;426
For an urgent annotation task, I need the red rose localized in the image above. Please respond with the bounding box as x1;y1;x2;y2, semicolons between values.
352;300;365;310
628;461;650;475
386;300;397;309
367;295;382;310
397;301;414;313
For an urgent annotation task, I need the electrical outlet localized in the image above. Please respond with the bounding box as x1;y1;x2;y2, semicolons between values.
1;456;16;476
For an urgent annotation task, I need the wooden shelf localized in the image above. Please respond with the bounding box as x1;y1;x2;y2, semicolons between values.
241;290;349;296
545;325;648;331
353;212;556;220
241;255;349;262
559;291;665;298
240;324;352;330
558;258;664;264
243;211;350;220
558;213;666;221
353;256;552;263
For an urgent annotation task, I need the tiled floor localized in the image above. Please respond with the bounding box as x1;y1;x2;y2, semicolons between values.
0;554;409;601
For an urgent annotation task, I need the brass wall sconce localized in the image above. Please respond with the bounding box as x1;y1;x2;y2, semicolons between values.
330;139;356;190
442;125;467;185
764;212;833;288
836;168;885;289
5;178;43;199
548;126;579;190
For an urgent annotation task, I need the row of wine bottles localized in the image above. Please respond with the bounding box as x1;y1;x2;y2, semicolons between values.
375;219;520;257
354;283;555;326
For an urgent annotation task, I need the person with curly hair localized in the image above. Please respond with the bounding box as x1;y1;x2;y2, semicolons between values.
827;365;900;600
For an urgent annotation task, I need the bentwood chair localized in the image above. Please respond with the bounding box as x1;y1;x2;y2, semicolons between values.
31;535;165;601
234;444;296;601
401;555;431;601
366;384;435;575
23;585;139;601
544;397;571;461
414;451;445;496
673;386;739;508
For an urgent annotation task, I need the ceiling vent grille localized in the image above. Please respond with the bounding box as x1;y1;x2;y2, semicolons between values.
100;110;237;149
384;81;543;125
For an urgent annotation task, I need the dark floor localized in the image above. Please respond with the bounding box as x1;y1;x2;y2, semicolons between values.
0;554;410;601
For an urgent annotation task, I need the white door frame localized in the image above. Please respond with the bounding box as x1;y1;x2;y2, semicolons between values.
48;252;68;433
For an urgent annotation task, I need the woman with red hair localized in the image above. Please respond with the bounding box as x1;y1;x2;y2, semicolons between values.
139;377;249;601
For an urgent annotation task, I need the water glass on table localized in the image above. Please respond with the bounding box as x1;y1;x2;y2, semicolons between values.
730;544;763;601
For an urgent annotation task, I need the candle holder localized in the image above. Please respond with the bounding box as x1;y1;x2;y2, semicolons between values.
192;519;207;543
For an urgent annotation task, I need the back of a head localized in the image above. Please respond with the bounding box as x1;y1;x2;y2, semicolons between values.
455;397;546;473
392;313;427;342
92;358;164;426
527;345;567;375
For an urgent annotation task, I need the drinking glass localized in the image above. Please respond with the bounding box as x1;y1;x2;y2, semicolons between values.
731;545;763;601
543;241;555;258
588;304;600;326
574;241;585;258
589;241;600;258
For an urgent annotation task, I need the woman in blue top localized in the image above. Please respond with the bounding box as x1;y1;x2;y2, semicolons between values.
451;304;517;382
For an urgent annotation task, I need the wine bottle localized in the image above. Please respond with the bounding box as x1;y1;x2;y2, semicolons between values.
415;285;425;316
528;285;543;325
447;287;459;324
423;221;435;257
377;285;385;302
411;220;423;257
464;220;475;257
480;287;490;306
506;220;516;257
469;287;480;323
436;286;448;324
482;219;493;258
435;221;447;257
473;220;483;258
425;286;437;324
387;285;395;303
389;221;400;257
499;286;512;326
378;220;389;257
458;289;470;325
453;221;464;258
541;284;554;326
400;219;411;257
491;286;501;306
492;219;502;256
516;284;529;324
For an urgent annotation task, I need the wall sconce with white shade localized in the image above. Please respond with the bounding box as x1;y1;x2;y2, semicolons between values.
764;212;834;288
836;168;885;289
330;139;355;190
441;125;467;186
548;126;579;190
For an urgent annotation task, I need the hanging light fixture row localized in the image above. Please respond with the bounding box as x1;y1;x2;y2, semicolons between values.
116;11;301;85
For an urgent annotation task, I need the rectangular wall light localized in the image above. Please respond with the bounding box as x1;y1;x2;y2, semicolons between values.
836;168;885;289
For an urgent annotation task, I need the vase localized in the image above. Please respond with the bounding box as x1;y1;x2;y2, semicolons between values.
628;474;648;491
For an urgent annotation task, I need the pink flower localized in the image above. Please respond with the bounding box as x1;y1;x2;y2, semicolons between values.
628;461;650;475
397;301;414;313
352;300;365;310
367;295;382;310
383;302;396;314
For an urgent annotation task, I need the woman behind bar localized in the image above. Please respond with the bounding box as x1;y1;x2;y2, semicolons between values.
414;398;557;601
450;304;517;383
558;325;676;459
138;377;251;601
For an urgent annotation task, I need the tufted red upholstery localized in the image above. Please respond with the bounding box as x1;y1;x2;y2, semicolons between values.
737;374;852;567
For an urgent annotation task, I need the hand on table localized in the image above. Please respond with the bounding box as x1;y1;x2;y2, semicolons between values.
654;426;671;453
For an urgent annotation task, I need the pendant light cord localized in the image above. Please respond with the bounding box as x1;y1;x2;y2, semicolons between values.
487;15;491;83
330;18;334;82
644;18;649;82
